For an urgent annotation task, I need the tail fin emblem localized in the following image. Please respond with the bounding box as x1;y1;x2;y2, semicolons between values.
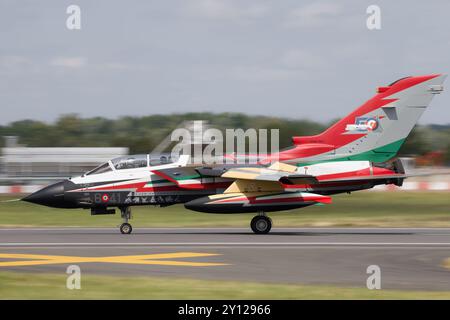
345;117;381;133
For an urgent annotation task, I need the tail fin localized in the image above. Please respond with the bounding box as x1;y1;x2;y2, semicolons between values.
292;74;446;163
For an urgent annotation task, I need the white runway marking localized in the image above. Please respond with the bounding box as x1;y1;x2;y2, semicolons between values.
2;227;450;231
0;227;255;231
2;242;450;247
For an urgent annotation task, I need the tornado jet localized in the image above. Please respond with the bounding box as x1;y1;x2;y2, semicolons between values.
23;74;446;234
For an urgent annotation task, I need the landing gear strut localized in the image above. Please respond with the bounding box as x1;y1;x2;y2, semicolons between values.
250;213;272;234
119;207;132;234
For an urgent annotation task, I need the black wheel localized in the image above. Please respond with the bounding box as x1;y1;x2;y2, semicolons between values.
120;223;132;234
250;215;272;234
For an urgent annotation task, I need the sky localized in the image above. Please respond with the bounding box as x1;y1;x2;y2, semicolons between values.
1;0;450;125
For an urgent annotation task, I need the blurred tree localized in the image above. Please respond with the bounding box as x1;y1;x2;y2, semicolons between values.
444;143;450;166
0;114;447;160
398;127;433;156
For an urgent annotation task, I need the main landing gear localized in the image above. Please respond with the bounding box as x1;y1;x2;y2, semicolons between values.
250;212;272;234
119;207;132;234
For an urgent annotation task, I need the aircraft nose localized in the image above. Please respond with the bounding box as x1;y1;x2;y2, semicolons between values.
22;181;66;208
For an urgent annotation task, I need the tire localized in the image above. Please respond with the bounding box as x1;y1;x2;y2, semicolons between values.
250;215;272;234
120;223;133;234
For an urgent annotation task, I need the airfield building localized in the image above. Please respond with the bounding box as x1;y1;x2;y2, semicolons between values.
0;137;128;183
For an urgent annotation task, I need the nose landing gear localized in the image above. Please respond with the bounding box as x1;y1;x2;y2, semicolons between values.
250;213;272;234
119;207;132;234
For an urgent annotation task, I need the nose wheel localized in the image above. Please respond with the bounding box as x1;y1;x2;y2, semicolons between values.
119;207;133;234
250;214;272;234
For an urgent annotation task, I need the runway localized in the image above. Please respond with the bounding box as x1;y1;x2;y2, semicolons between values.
1;227;450;291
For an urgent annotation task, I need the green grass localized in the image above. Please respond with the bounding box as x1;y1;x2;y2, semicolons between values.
2;271;450;299
0;191;449;228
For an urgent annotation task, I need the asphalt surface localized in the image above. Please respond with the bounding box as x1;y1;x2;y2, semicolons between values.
1;227;450;290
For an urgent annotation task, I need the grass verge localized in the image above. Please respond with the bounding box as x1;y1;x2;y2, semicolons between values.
0;191;449;228
1;271;450;299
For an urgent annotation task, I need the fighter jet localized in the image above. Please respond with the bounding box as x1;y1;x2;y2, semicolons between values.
23;74;446;234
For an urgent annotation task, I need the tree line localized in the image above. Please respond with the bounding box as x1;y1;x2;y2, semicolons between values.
0;113;449;163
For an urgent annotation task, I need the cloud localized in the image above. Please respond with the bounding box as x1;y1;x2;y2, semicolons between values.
230;65;298;82
284;2;342;28
100;62;132;71
229;48;328;82
0;56;32;67
50;57;87;68
0;55;41;75
279;49;326;70
184;0;269;20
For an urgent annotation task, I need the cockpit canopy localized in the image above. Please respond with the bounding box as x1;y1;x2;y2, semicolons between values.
85;153;175;176
85;162;112;176
112;154;148;170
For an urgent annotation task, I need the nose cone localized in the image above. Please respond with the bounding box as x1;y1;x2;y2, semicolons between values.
22;181;68;208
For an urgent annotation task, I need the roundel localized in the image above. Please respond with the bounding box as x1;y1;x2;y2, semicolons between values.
101;194;110;202
366;118;378;131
